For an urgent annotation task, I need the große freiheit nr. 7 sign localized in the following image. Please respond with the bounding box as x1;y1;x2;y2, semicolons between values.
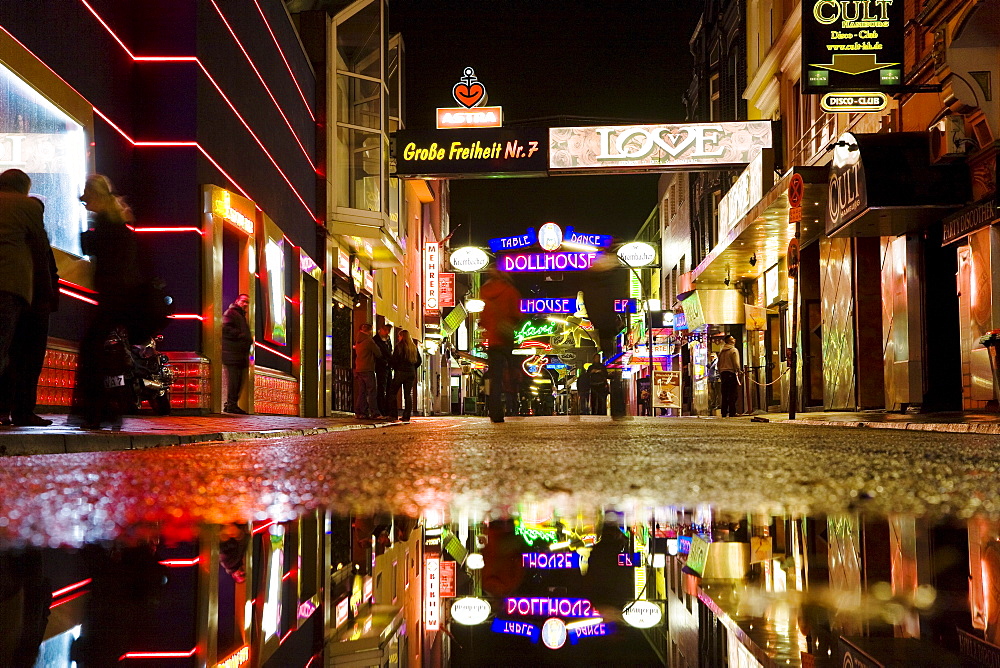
801;0;904;94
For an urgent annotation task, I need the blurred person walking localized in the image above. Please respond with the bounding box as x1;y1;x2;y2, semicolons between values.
222;293;252;414
576;363;591;415
0;169;59;427
480;268;521;423
718;334;742;417
388;329;421;422
353;323;382;419
374;323;393;417
582;254;627;418
70;175;148;430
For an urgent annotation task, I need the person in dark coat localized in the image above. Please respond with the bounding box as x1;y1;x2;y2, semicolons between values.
70;175;148;430
387;329;421;422
221;294;252;414
587;354;610;415
373;324;393;417
576;363;591;415
0;169;59;427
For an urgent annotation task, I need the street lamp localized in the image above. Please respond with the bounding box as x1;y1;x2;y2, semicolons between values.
618;241;660;415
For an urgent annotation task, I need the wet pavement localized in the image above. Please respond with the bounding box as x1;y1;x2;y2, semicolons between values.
2;415;1000;548
3;415;1000;666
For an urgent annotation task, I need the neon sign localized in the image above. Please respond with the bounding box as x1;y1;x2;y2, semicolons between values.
569;621;616;643
212;189;254;235
500;252;599;272
514;321;557;345
522;552;581;569
564;226;613;248
491;617;539;642
504;597;600;618
435;68;503;129
515;522;558;543
520;298;577;314
614;299;638;313
425;243;440;312
617;553;643;567
425;557;441;630
488;228;536;252
541;617;567;649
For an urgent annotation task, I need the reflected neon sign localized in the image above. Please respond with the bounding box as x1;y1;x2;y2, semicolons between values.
522;552;580;569
491;618;539;642
504;597;600;618
514;321;557;345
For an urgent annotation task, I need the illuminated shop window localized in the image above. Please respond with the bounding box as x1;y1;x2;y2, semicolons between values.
0;61;88;256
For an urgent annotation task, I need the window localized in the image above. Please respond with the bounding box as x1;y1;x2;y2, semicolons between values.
334;0;388;213
0;61;88;256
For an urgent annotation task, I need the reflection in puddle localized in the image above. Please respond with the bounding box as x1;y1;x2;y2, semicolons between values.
3;507;997;666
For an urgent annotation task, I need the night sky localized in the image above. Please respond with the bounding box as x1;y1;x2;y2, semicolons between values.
390;1;705;247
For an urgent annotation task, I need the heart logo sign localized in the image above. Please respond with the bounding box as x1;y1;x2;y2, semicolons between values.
453;82;486;108
451;67;488;108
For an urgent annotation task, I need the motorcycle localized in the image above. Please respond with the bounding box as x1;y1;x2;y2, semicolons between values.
103;329;173;415
127;334;174;415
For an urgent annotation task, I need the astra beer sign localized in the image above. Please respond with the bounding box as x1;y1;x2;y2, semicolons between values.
802;0;904;93
392;128;547;177
549;122;773;172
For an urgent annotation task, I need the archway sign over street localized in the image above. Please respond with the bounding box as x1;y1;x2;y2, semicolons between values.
392;121;773;178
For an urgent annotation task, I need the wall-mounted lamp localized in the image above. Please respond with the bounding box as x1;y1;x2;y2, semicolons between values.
749;253;757;267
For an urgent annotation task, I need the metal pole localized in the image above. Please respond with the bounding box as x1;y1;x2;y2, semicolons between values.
788;227;800;420
646;271;653;416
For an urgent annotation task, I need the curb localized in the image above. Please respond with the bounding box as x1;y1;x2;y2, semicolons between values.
0;420;401;457
768;418;1000;435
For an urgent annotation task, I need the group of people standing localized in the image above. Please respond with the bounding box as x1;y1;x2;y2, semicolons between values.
353;322;421;422
0;171;166;430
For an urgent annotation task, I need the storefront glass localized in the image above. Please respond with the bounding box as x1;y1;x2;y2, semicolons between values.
0;60;88;256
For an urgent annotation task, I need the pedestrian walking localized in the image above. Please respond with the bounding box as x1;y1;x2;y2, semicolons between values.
70;175;149;430
587;354;610;416
0;169;59;427
221;293;252;414
388;329;421;422
353;323;382;419
581;253;627;418
639;386;651;416
480;268;521;423
374;323;393;417
576;363;591;415
718;334;742;417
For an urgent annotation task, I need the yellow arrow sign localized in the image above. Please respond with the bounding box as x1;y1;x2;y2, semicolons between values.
810;53;899;75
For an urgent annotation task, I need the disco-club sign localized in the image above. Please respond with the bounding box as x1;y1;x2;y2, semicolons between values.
564;226;613;248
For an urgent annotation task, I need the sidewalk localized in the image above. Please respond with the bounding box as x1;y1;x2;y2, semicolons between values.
727;409;1000;434
0;413;401;457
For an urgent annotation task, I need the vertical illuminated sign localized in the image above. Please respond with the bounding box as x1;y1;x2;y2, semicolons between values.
260;215;286;346
425;556;441;630
440;273;455;308
425;243;440;313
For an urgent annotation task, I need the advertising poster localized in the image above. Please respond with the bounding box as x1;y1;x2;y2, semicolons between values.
652;370;681;409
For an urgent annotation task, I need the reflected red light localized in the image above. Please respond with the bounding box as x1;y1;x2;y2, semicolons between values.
57;278;97;294
159;557;201;567
51;578;92;598
254;341;293;362
59;288;99;306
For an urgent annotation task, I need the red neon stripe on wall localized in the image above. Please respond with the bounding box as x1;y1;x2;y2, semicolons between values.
254;341;293;362
60;287;99;306
251;520;275;535
132;226;203;235
119;648;197;660
50;590;88;610
249;0;315;122
58;278;97;294
51;578;92;598
80;0;320;225
159;557;201;566
208;0;316;168
167;314;205;321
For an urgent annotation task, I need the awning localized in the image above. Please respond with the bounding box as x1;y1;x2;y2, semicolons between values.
680;290;745;330
691;166;828;287
328;210;404;268
452;349;487;368
826;131;969;237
